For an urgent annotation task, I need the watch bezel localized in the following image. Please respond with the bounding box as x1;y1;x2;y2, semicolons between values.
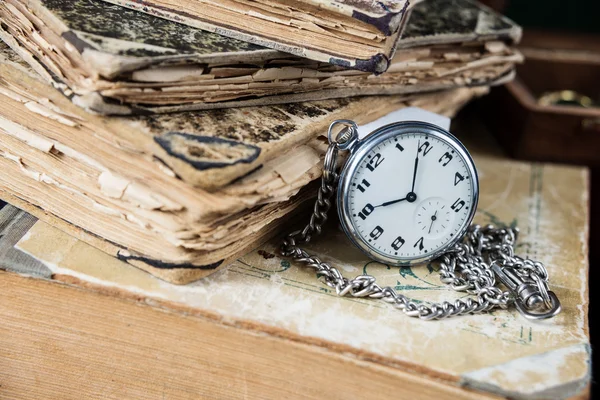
336;121;479;266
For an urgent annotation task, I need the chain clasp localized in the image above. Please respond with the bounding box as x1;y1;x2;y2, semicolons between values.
491;263;561;320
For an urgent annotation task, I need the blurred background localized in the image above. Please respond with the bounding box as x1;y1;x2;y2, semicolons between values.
486;0;600;33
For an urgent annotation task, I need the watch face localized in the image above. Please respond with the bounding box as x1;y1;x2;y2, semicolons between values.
337;121;478;265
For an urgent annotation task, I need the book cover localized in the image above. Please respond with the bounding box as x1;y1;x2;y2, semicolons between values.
96;0;412;73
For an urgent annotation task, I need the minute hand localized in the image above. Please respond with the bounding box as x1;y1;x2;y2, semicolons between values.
410;146;419;193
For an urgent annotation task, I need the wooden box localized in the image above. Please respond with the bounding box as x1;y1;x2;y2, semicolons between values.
480;31;600;166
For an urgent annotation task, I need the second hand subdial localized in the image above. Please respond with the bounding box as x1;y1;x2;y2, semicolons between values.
415;198;453;239
428;210;438;234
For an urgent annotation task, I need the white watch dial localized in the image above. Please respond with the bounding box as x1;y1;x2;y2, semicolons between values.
345;129;476;262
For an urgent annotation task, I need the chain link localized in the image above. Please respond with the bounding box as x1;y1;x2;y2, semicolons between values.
281;124;561;320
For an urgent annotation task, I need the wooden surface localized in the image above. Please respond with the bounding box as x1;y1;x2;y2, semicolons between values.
0;272;500;400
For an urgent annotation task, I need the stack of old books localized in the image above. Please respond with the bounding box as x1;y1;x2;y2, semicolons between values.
0;0;522;283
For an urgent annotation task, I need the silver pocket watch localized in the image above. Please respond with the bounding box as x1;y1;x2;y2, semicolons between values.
282;119;562;320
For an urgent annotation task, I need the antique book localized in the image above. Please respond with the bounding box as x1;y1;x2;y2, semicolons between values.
0;123;590;398
0;0;522;114
0;42;485;283
94;0;414;73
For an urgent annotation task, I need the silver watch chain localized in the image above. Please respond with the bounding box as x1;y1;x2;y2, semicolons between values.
281;121;561;321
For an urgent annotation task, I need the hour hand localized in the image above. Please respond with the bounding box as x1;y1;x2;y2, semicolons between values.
374;196;407;208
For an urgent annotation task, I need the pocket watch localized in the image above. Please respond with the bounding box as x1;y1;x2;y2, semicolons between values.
282;119;562;320
337;120;477;266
